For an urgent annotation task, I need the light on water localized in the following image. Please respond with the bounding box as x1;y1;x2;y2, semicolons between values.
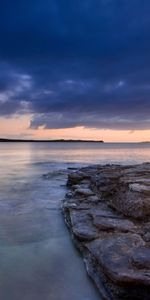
0;142;149;300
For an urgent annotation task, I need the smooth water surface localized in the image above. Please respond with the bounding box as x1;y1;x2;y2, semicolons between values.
0;142;149;300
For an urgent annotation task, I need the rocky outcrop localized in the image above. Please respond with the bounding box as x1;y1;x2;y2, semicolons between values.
62;163;150;300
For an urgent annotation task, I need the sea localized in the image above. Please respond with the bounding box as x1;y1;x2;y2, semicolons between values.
0;142;149;300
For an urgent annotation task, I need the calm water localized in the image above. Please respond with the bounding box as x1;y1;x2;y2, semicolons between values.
0;142;150;300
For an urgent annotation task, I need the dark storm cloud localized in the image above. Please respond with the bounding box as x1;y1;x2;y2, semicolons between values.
0;0;150;130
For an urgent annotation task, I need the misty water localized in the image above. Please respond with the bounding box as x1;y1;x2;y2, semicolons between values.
0;142;150;300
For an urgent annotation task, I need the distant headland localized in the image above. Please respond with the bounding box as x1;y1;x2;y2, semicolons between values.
0;138;104;143
140;141;150;143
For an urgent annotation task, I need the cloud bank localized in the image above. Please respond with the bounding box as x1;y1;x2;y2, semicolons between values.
0;0;150;130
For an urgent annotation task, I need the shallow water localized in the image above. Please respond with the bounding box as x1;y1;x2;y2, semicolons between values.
0;142;149;300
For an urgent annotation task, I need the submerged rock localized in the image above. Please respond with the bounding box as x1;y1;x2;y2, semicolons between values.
62;163;150;300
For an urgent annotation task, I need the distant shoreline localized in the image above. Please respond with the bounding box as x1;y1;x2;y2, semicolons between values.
0;138;104;143
140;141;150;143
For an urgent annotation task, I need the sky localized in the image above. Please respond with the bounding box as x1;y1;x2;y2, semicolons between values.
0;0;150;141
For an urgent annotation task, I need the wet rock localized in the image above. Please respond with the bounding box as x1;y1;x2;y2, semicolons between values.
131;247;150;270
129;183;150;194
67;171;90;186
87;195;101;204
74;187;94;197
144;232;150;242
62;163;150;299
86;234;146;284
69;210;99;241
92;216;136;233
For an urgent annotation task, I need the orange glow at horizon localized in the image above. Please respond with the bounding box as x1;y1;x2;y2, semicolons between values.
0;115;150;142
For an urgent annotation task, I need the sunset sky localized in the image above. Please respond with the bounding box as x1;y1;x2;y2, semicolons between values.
0;0;150;142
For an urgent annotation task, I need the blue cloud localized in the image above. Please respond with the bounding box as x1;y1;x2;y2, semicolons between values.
0;0;150;130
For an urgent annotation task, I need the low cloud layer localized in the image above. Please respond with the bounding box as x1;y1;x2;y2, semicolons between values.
0;0;150;130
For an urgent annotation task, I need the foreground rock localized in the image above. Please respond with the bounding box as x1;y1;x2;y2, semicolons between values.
62;163;150;300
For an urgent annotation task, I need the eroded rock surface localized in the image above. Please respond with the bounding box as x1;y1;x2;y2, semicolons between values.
62;163;150;300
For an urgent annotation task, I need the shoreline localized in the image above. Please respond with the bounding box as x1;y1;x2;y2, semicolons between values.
62;163;150;300
0;138;104;143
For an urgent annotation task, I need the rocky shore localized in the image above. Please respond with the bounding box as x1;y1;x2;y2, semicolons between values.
62;163;150;300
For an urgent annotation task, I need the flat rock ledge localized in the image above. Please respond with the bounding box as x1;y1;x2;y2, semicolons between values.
62;163;150;300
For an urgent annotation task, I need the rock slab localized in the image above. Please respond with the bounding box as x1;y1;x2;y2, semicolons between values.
62;163;150;300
